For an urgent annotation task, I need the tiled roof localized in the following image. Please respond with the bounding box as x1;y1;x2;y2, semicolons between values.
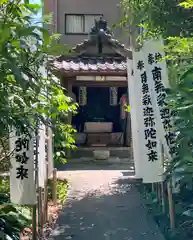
52;17;131;75
53;56;127;74
71;38;132;58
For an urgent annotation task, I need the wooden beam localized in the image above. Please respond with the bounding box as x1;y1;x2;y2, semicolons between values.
55;71;127;78
61;76;75;88
73;80;127;87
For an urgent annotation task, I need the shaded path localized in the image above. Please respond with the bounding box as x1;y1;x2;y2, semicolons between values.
49;167;165;240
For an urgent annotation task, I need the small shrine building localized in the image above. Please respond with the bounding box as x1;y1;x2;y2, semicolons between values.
53;17;132;148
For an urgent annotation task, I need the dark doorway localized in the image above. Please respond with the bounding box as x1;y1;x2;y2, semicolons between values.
72;86;127;133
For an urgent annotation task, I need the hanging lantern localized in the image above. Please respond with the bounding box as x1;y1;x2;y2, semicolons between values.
109;87;118;106
79;87;87;106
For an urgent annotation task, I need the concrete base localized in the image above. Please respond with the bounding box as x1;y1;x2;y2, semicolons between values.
70;147;131;159
67;157;134;166
74;132;124;145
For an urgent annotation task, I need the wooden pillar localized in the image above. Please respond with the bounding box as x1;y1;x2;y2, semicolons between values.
126;90;131;147
126;112;131;146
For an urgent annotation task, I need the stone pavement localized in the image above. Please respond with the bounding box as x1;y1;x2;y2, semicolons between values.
49;165;165;240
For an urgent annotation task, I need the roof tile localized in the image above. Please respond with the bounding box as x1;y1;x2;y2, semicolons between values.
53;56;127;73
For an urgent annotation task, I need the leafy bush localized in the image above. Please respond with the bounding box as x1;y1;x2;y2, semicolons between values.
0;178;31;239
120;0;193;238
53;123;77;166
0;1;76;238
47;179;68;204
0;204;31;240
0;0;77;165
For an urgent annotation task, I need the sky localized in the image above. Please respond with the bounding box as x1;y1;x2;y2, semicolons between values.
31;0;41;4
30;0;42;25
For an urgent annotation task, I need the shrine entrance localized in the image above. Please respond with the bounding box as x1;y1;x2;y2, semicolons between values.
53;16;132;151
71;86;128;147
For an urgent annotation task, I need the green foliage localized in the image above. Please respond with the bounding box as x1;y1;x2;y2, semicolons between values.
56;179;68;203
179;0;193;8
0;0;77;238
0;178;31;239
48;179;68;203
0;205;31;240
53;123;77;166
119;0;193;38
120;0;193;238
0;1;77;167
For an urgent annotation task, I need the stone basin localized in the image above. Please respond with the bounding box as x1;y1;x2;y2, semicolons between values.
84;122;113;133
93;150;110;160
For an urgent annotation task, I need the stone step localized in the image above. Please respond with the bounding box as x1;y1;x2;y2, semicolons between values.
61;157;134;171
69;147;131;159
68;157;134;164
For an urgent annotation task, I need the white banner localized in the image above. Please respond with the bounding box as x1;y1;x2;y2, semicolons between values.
37;124;46;187
142;39;175;159
132;50;164;183
127;58;142;178
47;127;53;177
10;129;36;205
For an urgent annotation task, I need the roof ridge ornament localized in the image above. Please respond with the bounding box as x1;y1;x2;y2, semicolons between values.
69;16;132;58
89;16;113;54
90;16;112;38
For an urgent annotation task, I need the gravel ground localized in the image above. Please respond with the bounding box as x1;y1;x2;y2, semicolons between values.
49;167;165;240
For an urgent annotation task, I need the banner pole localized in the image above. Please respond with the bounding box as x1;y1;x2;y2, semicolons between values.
167;179;175;230
52;168;57;205
44;160;48;223
152;183;155;192
32;124;39;240
38;187;44;237
32;123;40;240
32;204;37;240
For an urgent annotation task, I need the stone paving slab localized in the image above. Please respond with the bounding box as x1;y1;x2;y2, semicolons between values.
49;169;165;240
